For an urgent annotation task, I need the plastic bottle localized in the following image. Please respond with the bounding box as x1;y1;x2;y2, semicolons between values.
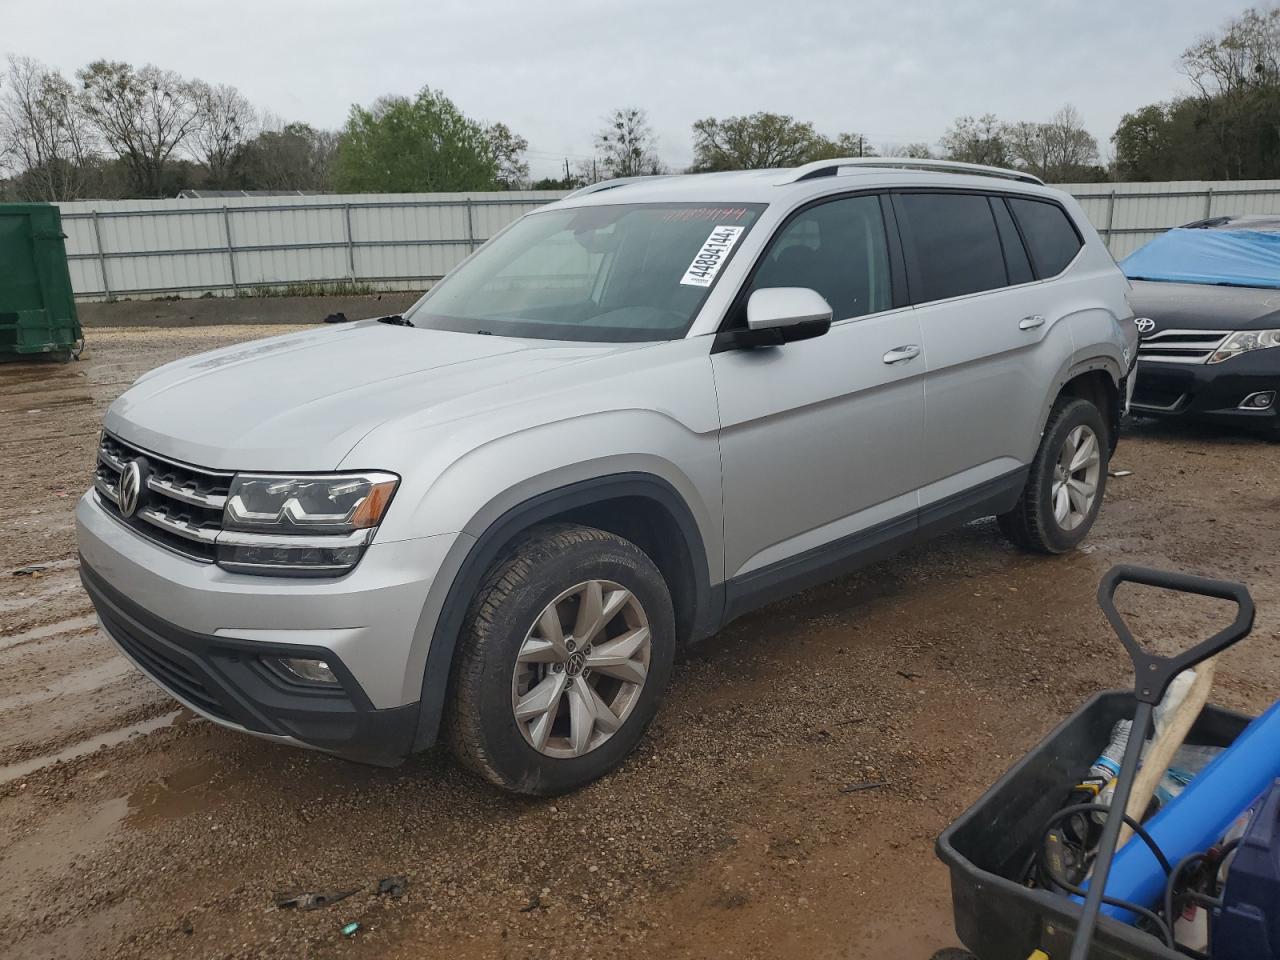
1090;719;1133;780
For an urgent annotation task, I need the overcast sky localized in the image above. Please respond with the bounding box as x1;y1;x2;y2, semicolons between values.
4;0;1259;179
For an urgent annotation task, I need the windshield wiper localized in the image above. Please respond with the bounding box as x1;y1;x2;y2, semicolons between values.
375;314;414;327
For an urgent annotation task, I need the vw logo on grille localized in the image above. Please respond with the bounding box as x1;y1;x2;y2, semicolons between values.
1135;317;1157;335
118;459;146;518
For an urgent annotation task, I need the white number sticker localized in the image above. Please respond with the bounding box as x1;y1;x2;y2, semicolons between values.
679;225;746;287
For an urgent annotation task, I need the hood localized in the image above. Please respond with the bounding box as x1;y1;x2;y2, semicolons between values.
105;321;630;471
1127;280;1280;333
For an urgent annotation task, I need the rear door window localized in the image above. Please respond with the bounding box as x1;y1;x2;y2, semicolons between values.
893;193;1008;303
1008;197;1083;277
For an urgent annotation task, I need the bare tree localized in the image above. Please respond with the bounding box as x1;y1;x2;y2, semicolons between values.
1006;106;1098;181
595;107;663;178
0;55;98;200
1183;6;1280;98
880;142;935;159
78;60;199;196
190;81;255;187
940;114;1010;167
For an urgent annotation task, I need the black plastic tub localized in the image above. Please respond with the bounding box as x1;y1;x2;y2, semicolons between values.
937;690;1252;960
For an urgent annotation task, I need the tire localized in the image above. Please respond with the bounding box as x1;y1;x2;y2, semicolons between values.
446;523;675;795
998;397;1110;555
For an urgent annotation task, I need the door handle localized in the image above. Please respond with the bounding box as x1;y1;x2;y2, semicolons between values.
882;344;921;365
1019;315;1046;330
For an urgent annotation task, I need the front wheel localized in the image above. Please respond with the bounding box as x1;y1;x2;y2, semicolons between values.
446;524;675;795
999;397;1109;554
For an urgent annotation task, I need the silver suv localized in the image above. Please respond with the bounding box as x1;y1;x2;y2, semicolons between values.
77;159;1138;794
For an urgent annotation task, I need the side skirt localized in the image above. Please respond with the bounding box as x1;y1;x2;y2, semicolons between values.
718;467;1027;628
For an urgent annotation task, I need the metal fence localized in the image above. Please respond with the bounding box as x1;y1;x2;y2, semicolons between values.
56;191;566;301
52;179;1280;301
1063;179;1280;258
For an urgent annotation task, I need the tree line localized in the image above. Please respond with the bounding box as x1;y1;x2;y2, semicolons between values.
2;6;1278;200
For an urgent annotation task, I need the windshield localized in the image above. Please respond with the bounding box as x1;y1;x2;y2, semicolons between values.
404;202;764;342
1122;227;1280;290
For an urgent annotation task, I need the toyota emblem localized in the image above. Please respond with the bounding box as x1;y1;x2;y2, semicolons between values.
1135;317;1156;335
118;460;144;518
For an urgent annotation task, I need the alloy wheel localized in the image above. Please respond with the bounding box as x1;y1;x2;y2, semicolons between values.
1051;424;1101;531
511;580;651;758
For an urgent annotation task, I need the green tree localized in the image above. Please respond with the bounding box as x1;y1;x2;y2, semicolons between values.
485;122;529;188
1112;104;1174;181
1112;7;1280;181
238;121;337;191
334;87;498;192
691;112;874;171
691;112;822;170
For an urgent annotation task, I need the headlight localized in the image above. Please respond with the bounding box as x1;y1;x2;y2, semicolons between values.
217;471;398;576
1208;329;1280;364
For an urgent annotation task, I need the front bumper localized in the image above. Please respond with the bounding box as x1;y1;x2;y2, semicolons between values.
1130;350;1279;430
76;490;460;763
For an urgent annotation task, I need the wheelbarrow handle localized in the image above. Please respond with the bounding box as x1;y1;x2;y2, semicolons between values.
1097;564;1255;705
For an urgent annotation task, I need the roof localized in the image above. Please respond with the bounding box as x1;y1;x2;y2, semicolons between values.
555;159;1062;209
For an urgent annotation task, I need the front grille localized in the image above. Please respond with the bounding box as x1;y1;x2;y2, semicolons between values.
94;433;232;562
98;602;233;722
1137;329;1228;365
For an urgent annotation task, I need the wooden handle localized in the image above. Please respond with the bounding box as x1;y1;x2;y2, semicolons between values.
1116;660;1217;849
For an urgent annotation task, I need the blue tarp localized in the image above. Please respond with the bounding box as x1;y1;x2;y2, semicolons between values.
1120;227;1280;289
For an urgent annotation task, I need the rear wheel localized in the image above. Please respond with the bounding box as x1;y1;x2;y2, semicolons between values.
447;524;675;795
999;397;1109;554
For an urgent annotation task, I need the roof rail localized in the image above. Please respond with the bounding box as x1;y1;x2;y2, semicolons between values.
562;175;672;201
776;157;1045;187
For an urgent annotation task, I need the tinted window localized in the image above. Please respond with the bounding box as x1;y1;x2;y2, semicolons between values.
1008;198;1083;277
748;195;892;321
895;193;1007;302
991;198;1034;285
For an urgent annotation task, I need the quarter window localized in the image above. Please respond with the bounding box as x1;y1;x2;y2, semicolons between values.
990;198;1035;285
1008;197;1083;277
747;195;892;321
894;193;1008;303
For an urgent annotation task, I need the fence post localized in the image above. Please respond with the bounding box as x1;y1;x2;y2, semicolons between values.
344;203;357;281
465;198;478;252
91;210;112;300
1104;189;1117;252
1203;187;1215;220
222;207;240;296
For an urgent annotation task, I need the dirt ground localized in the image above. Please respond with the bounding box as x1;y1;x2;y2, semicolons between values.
1;323;1277;960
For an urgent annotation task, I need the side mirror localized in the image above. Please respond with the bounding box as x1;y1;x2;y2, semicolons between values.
747;287;834;333
716;288;833;351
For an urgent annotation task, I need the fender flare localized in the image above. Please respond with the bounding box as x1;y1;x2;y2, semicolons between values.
410;472;715;751
1037;354;1124;447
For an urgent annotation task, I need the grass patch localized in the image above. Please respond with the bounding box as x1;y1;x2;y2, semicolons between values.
243;281;379;298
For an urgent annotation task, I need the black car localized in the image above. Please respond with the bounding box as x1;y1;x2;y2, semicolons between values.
1124;215;1280;436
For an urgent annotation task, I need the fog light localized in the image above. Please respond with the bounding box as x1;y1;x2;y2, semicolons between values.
270;657;339;685
1239;391;1276;410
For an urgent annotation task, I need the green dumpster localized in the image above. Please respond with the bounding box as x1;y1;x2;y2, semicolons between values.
0;203;83;361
